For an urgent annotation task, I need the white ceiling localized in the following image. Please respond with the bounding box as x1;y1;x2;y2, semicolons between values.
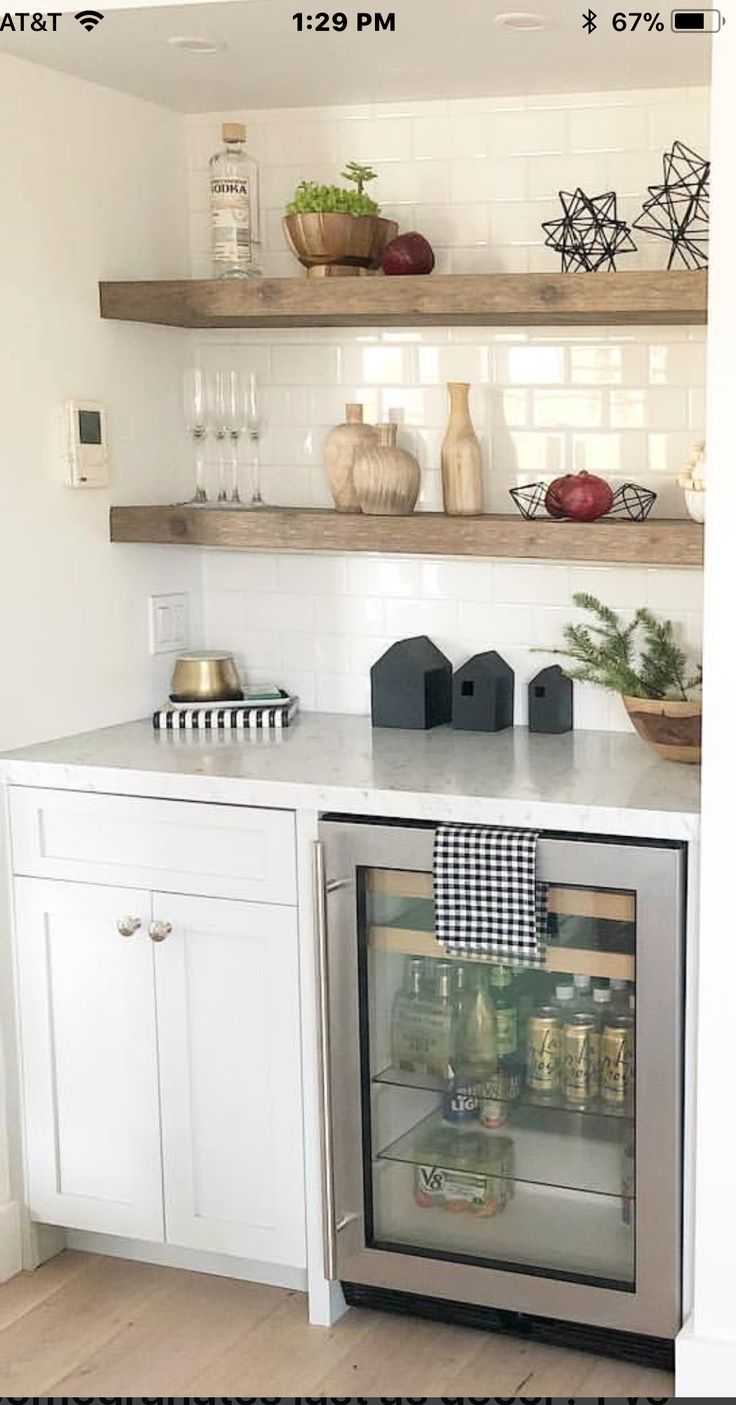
0;1;711;113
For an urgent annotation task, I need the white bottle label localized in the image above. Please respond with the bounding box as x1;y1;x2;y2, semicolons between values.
210;177;251;265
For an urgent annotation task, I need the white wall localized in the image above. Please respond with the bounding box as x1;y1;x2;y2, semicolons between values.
186;88;707;727
0;52;199;752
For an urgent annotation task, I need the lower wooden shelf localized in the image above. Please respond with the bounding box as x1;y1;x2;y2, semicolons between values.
110;504;703;566
368;926;635;982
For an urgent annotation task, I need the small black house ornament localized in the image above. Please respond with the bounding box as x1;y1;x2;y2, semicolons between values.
371;635;452;730
528;664;573;734
452;651;514;732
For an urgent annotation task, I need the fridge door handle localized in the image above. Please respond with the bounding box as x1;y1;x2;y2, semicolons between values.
314;838;339;1281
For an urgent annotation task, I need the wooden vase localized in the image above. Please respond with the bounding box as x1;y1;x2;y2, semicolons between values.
323;404;378;512
354;422;421;516
441;381;483;515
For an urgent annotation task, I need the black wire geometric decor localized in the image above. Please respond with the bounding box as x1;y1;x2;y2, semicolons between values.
542;189;637;272
509;482;657;522
632;140;710;270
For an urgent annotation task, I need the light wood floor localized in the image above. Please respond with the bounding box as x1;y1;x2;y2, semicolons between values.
0;1250;674;1395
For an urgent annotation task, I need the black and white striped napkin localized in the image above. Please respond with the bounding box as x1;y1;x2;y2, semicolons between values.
434;823;548;968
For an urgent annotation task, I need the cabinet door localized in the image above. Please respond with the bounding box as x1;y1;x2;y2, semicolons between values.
154;892;306;1268
14;878;164;1238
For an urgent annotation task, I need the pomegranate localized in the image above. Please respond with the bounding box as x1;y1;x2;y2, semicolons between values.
381;231;435;276
546;472;613;523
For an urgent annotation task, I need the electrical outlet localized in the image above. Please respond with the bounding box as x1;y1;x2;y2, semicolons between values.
149;593;190;655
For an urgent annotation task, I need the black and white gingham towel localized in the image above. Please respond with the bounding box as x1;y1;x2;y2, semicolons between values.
434;823;548;967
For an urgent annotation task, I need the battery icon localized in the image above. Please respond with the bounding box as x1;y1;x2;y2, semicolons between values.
672;9;724;29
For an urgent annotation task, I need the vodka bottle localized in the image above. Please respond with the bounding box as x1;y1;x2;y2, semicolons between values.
209;123;261;278
591;983;613;1030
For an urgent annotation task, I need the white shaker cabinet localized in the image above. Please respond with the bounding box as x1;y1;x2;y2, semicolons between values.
14;878;164;1240
9;788;305;1274
154;891;305;1266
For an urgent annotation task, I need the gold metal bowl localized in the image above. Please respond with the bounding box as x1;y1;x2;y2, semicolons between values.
170;652;243;703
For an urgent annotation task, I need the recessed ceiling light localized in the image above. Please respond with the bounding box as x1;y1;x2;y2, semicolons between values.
494;12;549;29
167;36;227;55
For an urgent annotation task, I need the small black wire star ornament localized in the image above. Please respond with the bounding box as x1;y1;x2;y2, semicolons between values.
542;188;637;272
633;139;710;269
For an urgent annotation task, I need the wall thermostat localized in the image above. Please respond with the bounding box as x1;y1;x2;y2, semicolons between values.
64;399;109;487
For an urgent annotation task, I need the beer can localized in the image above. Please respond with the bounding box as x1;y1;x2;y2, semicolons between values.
526;1006;561;1093
562;1013;599;1105
600;1014;634;1106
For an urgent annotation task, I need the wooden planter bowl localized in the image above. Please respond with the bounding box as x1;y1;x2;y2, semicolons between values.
622;695;702;764
282;212;399;278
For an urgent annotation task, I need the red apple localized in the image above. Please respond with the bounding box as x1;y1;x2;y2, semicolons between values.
546;472;613;523
381;231;435;276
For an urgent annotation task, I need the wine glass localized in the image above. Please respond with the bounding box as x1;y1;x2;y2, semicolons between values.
245;371;265;508
224;370;247;505
181;368;208;503
208;370;230;505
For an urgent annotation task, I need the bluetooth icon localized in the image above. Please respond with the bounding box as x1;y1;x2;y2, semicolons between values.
582;8;597;32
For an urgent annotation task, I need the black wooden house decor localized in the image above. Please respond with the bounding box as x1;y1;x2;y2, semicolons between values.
528;664;573;734
370;635;452;730
452;651;515;732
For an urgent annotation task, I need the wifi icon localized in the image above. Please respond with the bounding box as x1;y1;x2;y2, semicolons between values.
75;10;104;30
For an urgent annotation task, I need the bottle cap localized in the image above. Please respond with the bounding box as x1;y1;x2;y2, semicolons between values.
555;985;574;1001
593;987;611;1003
222;122;246;143
573;974;591;989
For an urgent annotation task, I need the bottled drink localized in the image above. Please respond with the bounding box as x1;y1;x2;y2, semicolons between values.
444;964;479;1123
572;973;593;1013
424;961;455;1079
209;123;261;278
610;977;629;1014
451;965;497;1081
391;956;429;1073
489;965;518;1057
552;982;575;1013
591;983;613;1030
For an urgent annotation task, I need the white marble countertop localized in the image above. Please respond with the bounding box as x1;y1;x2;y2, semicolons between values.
0;714;700;840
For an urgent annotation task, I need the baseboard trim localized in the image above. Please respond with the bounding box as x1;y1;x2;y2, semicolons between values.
0;1199;22;1282
676;1313;736;1397
65;1229;307;1292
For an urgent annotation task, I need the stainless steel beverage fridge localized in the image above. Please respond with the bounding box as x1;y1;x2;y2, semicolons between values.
316;818;685;1364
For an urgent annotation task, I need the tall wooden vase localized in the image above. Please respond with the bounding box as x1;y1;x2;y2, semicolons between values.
323;403;378;512
441;381;483;515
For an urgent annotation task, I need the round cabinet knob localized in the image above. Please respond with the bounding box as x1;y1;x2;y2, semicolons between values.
117;916;141;938
148;920;172;943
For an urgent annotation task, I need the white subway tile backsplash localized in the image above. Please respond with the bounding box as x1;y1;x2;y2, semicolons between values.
189;85;707;734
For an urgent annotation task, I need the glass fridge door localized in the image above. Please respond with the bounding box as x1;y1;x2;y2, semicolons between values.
365;866;636;1288
322;820;683;1338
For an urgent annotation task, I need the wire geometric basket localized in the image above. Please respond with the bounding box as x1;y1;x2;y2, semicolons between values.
509;481;657;522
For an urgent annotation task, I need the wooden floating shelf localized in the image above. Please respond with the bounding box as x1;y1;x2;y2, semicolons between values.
99;269;707;329
110;504;704;567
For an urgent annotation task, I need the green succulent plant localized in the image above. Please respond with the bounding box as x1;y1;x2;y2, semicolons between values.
286;161;380;217
541;592;702;701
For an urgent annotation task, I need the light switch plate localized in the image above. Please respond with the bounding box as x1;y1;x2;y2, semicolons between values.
149;593;190;655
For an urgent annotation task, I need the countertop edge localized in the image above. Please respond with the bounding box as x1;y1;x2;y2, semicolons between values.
0;758;700;843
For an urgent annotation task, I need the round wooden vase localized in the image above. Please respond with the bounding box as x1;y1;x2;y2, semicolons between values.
441;381;483;515
354;423;421;515
323;404;378;512
282;213;398;278
622;695;702;764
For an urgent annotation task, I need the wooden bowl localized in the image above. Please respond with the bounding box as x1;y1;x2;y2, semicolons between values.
622;695;702;764
282;212;399;278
